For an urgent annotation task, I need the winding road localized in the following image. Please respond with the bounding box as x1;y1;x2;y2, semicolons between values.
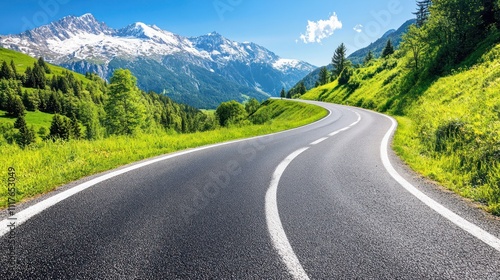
1;100;500;279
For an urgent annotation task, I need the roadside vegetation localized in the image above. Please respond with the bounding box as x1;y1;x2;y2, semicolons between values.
295;0;500;215
0;47;327;207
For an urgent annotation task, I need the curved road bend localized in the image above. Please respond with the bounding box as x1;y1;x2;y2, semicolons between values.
1;100;499;279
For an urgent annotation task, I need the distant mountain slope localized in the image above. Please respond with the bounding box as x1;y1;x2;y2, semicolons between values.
290;19;416;92
348;19;416;65
0;14;315;108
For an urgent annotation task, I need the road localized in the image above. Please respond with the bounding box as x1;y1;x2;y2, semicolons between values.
1;100;499;279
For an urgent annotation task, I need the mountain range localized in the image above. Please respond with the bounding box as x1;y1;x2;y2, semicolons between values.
0;14;315;108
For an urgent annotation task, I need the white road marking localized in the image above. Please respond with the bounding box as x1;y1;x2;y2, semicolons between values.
0;104;333;238
380;115;500;252
265;108;362;279
310;137;328;145
349;111;362;127
266;147;311;280
328;111;361;136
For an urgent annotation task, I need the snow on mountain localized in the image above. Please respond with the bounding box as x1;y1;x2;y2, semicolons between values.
0;14;316;108
273;58;311;71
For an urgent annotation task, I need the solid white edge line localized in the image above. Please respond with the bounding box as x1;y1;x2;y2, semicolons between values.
0;101;334;238
380;115;500;252
310;137;328;146
266;147;311;280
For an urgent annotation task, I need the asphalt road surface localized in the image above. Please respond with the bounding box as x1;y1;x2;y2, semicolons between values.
1;100;499;279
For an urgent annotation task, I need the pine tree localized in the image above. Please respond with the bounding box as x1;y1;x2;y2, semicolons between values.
32;62;47;89
6;94;25;117
70;116;81;139
15;115;35;148
10;60;18;79
0;61;15;80
332;43;348;77
338;66;352;85
23;66;35;88
37;90;46;111
38;57;51;74
14;115;27;129
382;39;395;58
363;51;374;65
57;76;70;93
49;114;70;141
318;67;329;86
46;92;62;114
280;88;286;99
298;82;307;95
414;0;432;27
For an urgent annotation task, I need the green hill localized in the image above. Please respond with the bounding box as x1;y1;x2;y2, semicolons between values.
301;2;500;215
1;47;91;83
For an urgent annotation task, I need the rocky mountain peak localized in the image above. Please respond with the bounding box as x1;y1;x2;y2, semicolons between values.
0;13;316;108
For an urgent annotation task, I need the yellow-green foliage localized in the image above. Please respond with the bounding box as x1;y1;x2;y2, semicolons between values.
302;58;403;112
0;99;327;207
301;44;500;215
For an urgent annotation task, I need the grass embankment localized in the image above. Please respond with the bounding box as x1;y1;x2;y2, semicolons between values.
0;99;327;207
301;44;500;215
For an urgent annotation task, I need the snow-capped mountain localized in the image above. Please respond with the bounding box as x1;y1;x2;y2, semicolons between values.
0;14;315;108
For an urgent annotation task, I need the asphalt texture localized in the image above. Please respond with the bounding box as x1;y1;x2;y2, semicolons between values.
1;100;499;279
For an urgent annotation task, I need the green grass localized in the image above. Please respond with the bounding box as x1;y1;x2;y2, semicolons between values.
0;48;38;73
200;109;216;116
301;43;500;215
0;110;53;132
0;99;327;207
0;47;90;85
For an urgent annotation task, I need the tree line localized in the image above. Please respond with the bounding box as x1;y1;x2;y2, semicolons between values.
286;0;500;97
0;58;218;148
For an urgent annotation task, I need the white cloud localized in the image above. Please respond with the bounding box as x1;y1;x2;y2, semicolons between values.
353;24;363;33
300;13;342;44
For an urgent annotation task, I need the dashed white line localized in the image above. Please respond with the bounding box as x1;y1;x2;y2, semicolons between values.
349;111;362;127
266;109;363;279
310;137;328;145
266;147;311;280
328;111;361;136
380;115;500;252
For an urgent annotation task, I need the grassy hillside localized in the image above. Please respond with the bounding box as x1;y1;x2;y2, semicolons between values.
0;99;327;207
1;47;90;84
301;36;500;215
0;110;53;131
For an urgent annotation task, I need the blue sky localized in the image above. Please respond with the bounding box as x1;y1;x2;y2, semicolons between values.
1;0;416;66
